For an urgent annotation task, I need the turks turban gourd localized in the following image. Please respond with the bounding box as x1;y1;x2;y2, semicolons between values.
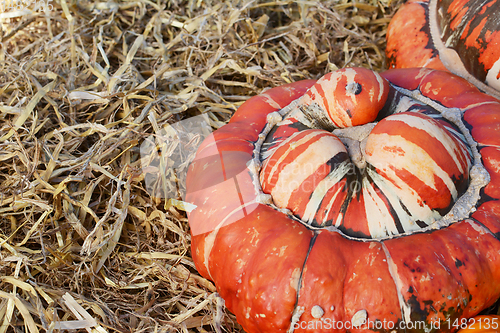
185;67;500;333
386;0;500;99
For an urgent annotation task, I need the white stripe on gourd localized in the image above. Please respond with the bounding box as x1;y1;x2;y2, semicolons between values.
261;131;347;209
381;113;471;174
302;160;351;224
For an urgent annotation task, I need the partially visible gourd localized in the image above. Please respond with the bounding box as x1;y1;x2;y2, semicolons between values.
386;0;500;99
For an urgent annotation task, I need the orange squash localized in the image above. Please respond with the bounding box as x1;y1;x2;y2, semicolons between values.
386;0;500;99
185;67;500;332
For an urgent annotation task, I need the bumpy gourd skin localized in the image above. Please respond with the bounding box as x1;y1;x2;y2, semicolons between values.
186;67;500;333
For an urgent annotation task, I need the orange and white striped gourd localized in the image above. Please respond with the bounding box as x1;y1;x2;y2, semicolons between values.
185;67;500;333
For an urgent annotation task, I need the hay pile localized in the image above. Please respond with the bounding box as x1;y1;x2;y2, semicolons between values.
0;0;415;331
